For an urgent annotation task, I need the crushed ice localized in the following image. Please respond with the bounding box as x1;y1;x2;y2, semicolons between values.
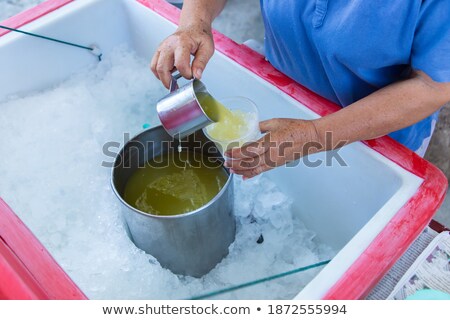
0;47;334;299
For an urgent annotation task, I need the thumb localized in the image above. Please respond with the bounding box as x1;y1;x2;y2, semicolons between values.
191;41;214;79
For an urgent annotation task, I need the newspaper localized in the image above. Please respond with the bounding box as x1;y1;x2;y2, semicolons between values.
388;231;450;300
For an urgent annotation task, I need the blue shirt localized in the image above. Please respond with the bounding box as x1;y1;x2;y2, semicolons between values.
260;0;450;154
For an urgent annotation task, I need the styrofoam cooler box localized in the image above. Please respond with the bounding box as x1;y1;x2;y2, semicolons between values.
0;0;447;299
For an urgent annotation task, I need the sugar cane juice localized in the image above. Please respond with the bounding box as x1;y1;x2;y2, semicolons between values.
124;95;256;215
198;93;248;140
123;151;228;216
198;94;259;153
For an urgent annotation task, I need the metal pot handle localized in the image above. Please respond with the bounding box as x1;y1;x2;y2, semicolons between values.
169;72;183;93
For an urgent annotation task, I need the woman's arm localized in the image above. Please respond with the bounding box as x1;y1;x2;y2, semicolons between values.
179;0;227;29
151;0;227;88
314;71;450;147
225;71;450;179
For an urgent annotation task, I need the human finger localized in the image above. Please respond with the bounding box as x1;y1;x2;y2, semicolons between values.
191;41;214;79
156;49;175;89
225;137;268;159
174;45;193;79
150;50;161;79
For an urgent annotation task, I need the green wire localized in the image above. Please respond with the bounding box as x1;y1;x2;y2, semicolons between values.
0;25;102;61
189;259;331;300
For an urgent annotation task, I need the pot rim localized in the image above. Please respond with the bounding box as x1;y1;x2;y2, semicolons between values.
110;127;234;220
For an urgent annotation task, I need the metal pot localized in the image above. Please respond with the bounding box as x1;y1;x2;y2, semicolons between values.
111;126;235;277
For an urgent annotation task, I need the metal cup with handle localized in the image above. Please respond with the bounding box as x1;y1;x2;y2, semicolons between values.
156;72;216;139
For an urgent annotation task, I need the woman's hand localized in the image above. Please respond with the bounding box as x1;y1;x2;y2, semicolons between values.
224;119;323;179
150;24;214;89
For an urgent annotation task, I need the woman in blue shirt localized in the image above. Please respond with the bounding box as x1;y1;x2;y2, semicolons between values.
151;0;450;179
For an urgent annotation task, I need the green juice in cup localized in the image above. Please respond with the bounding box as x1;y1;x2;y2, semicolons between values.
198;94;260;154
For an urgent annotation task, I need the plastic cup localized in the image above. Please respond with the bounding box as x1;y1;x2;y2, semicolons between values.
202;96;260;157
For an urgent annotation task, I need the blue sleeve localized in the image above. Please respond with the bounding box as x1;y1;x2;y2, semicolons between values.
411;0;450;82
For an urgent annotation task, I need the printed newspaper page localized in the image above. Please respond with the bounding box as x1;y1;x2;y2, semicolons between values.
388;232;450;300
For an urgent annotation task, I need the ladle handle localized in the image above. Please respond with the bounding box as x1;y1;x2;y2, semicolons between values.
169;72;182;93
